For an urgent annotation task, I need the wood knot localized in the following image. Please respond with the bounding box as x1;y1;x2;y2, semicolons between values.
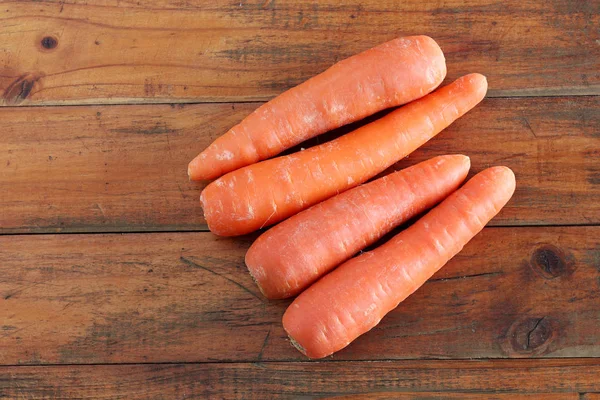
530;245;573;279
504;316;554;356
41;36;58;50
3;74;40;105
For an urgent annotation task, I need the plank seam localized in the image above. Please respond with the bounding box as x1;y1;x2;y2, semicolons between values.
0;93;598;109
1;223;598;237
2;357;600;368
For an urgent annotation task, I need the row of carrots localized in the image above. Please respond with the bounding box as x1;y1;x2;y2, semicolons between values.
188;36;516;359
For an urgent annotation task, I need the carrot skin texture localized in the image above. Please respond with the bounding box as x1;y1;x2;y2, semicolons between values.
200;73;488;237
283;166;516;359
245;155;471;299
188;35;446;180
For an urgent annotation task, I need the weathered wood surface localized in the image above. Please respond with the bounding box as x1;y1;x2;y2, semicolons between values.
0;0;598;106
331;394;582;400
1;360;599;399
1;227;598;365
1;96;598;233
1;0;598;396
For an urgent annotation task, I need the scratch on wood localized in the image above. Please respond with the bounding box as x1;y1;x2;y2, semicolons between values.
179;256;263;302
526;317;545;350
0;322;37;339
257;327;271;361
427;271;502;283
110;122;176;136
3;282;42;300
494;153;527;163
95;203;106;217
3;74;38;105
176;183;186;200
521;117;537;139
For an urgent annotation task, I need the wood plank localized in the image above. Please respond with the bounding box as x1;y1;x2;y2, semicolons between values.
1;227;598;364
1;360;599;399
328;394;580;400
1;96;598;233
0;0;598;106
0;103;209;233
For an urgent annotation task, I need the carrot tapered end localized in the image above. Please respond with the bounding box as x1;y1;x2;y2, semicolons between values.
463;73;488;100
188;153;208;181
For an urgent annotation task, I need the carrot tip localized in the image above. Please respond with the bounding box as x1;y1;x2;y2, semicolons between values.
490;166;516;187
288;335;308;356
188;155;206;181
468;73;488;94
247;267;268;299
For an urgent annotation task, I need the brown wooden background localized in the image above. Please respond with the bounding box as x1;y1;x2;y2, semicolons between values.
1;0;599;398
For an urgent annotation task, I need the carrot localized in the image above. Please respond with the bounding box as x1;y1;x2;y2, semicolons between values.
188;36;446;180
200;73;487;236
282;166;516;359
245;155;471;299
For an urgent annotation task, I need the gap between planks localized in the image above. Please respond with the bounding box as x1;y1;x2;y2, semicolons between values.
3;356;600;368
0;91;598;109
1;223;599;237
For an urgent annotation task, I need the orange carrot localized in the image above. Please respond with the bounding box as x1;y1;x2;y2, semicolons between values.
201;74;487;236
188;36;446;180
282;166;516;359
245;155;471;299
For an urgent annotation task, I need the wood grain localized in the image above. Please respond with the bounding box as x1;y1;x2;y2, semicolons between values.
1;96;598;233
0;0;598;106
329;394;581;400
1;227;598;365
0;103;208;233
1;360;599;399
1;0;598;397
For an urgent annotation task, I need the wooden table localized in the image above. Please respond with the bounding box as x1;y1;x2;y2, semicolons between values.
1;1;599;398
